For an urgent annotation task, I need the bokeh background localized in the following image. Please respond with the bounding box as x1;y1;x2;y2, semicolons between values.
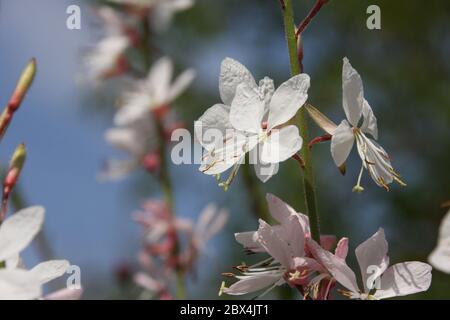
0;0;449;299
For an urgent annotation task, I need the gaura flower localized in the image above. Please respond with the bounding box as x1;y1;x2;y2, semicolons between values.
309;228;432;300
0;206;74;300
99;114;159;181
330;58;406;192
134;200;228;299
196;58;309;188
114;56;195;126
221;194;332;298
84;7;131;82
108;0;194;32
428;209;450;274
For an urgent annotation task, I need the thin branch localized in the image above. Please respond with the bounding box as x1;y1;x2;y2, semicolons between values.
295;0;329;38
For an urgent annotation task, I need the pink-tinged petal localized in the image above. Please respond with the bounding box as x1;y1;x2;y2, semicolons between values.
265;193;297;224
307;238;359;294
234;231;265;252
281;215;305;258
224;274;282;296
335;238;349;260
43;287;83;300
267;74;310;129
374;262;432;299
219;58;257;106
342;57;364;127
257;220;291;268
320;235;337;252
330;120;354;167
355;228;390;292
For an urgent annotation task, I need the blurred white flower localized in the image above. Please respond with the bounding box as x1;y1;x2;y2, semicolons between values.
84;7;132;82
99;114;159;181
108;0;194;32
311;228;432;300
429;209;450;274
0;207;73;300
114;57;195;126
196;58;309;187
331;58;406;192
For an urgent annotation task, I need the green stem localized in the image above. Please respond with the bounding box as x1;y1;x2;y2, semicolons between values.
281;0;321;243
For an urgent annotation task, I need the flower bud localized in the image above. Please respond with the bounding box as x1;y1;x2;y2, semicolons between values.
0;59;36;141
1;143;27;221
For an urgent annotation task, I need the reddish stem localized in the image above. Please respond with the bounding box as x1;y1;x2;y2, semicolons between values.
295;0;329;38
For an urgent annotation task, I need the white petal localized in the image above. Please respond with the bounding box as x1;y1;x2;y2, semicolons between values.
355;228;390;292
219;58;257;106
235;231;265;252
199;132;254;175
438;209;450;242
253;159;278;183
224;274;282;296
230;83;265;133
168;68;196;101
330;120;354;167
147;56;173;104
374;262;432;299
43;287;83;300
307;238;359;294
30;260;70;285
260;125;302;163
0;206;44;261
113;103;149;126
0;269;41;300
267;74;310;129
428;241;450;274
342;57;364;126
360;99;378;139
429;209;450;273
194;104;232;150
97;159;138;181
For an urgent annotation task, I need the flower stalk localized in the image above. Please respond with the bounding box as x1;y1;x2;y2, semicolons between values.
140;19;186;300
280;0;321;243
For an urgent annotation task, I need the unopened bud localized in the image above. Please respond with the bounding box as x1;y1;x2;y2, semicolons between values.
0;59;36;141
9;58;37;112
1;144;27;221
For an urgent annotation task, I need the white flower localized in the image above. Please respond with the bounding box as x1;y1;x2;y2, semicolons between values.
114;57;195;126
108;0;194;32
310;228;432;300
99;114;158;181
331;58;405;192
84;7;131;82
429;209;450;274
0;207;71;300
196;58;309;187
